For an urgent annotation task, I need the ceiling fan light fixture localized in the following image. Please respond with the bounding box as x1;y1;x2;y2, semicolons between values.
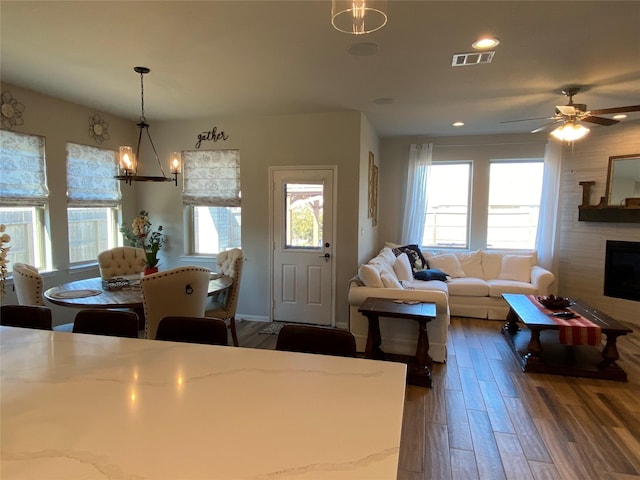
550;122;590;142
331;0;388;35
613;114;628;120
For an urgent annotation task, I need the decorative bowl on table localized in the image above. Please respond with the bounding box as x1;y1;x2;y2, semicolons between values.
536;295;573;310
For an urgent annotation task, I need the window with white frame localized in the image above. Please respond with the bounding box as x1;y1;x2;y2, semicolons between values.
66;143;121;264
0;130;49;272
422;162;471;248
487;160;544;249
183;149;241;254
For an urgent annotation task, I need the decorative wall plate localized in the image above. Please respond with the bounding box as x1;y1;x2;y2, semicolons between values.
88;114;110;144
1;91;25;130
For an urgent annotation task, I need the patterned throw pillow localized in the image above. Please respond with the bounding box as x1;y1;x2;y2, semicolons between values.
392;244;427;272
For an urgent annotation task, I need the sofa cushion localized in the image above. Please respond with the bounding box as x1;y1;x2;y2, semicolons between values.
488;279;537;297
409;280;449;294
427;253;466;278
393;253;413;282
392;244;426;272
381;272;403;288
498;255;532;282
447;277;490;297
481;251;504;280
358;264;384;288
456;250;484;278
414;269;448;282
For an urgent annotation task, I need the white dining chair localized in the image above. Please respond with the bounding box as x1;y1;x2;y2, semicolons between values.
140;266;211;340
205;248;244;347
98;246;147;279
12;263;46;306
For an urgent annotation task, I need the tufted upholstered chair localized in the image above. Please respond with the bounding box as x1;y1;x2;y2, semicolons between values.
98;246;147;279
12;263;46;306
205;248;243;347
140;266;211;340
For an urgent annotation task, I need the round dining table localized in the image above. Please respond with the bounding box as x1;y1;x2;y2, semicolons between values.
45;275;232;328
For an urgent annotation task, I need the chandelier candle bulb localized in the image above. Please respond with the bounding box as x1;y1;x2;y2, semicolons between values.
170;152;181;174
119;146;135;173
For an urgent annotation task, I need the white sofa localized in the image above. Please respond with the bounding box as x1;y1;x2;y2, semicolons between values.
348;246;555;363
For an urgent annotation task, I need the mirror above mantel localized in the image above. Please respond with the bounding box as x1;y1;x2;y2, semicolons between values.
579;153;640;223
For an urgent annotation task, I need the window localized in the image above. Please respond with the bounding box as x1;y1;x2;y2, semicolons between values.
0;130;49;271
487;160;543;249
66;143;120;264
183;150;241;254
422;162;471;248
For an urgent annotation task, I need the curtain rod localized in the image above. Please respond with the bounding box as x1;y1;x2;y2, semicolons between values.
431;141;546;148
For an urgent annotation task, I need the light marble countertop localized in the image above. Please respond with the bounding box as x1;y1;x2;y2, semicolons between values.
1;326;407;479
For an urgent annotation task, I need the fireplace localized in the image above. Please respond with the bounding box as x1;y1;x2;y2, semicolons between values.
604;240;640;302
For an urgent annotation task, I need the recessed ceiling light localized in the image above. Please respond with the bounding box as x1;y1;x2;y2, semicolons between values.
472;37;500;50
347;42;379;56
373;97;394;105
452;121;464;127
613;114;628;120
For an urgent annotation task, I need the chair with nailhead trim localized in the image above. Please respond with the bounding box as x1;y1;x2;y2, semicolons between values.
205;248;243;347
140;266;211;340
98;246;147;279
12;263;46;306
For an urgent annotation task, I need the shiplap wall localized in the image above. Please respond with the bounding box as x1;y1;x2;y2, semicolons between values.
558;120;640;325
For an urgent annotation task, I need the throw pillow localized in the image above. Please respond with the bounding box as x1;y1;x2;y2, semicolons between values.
414;269;449;282
357;264;384;288
381;272;403;288
391;244;427;272
427;253;466;278
393;253;413;282
498;255;532;282
457;250;484;278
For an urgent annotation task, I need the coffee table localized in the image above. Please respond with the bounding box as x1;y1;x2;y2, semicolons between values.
358;297;436;387
502;293;632;381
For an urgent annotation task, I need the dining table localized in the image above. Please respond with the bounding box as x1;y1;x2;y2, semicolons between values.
44;274;232;328
0;326;407;479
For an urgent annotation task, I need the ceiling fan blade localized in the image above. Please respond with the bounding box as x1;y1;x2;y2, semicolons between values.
581;115;619;126
589;105;640;115
556;105;576;115
500;116;556;124
531;119;561;133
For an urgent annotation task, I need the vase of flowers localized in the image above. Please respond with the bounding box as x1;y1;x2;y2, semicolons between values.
0;224;11;298
120;211;165;274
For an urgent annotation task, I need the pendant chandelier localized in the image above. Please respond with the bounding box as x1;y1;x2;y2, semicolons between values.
116;66;181;186
331;0;388;35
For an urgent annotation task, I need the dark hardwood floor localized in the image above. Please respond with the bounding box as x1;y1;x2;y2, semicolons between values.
234;317;640;480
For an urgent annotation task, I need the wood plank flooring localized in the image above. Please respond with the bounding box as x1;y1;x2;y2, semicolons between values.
234;317;640;480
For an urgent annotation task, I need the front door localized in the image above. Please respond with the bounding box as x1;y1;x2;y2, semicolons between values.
271;167;336;325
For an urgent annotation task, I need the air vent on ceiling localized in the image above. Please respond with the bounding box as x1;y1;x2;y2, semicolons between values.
451;51;495;66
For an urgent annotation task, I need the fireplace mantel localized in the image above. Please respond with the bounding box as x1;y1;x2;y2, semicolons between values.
578;181;640;223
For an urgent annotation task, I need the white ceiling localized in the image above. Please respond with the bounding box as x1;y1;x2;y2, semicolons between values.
1;1;639;138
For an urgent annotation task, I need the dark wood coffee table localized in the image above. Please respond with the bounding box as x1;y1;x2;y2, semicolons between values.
502;293;632;381
358;297;436;387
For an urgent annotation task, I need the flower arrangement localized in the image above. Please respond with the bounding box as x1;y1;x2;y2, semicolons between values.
0;224;11;296
120;211;165;269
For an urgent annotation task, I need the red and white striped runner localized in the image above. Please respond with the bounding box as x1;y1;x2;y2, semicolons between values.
527;295;602;346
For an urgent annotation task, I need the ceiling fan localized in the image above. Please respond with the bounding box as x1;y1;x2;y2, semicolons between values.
502;87;640;134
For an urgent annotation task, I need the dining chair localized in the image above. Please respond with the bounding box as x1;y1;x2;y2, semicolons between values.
141;266;211;340
275;324;357;357
12;263;46;306
72;309;139;338
205;248;243;347
98;246;147;279
156;316;228;346
0;304;53;330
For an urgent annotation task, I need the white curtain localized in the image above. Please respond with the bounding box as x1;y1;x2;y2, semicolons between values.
182;149;241;207
401;143;432;245
535;139;562;276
